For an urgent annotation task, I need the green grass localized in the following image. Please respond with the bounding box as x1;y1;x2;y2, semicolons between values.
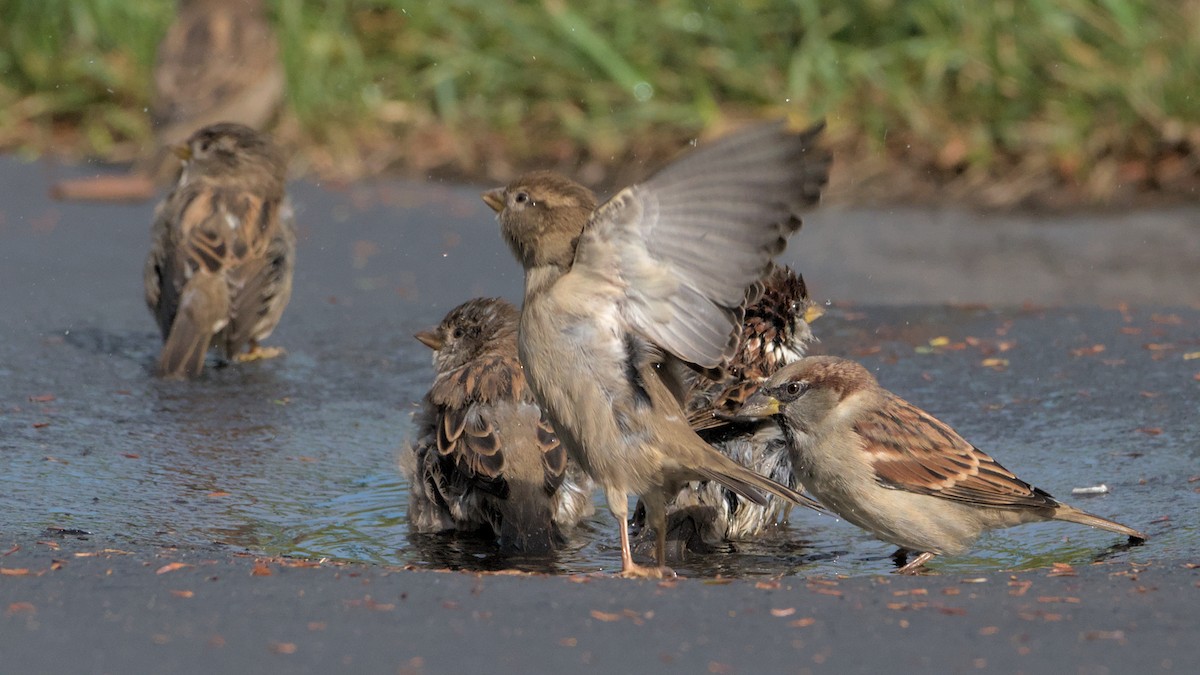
2;0;1198;204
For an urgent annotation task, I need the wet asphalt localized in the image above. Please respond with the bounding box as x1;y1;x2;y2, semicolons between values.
1;155;1199;672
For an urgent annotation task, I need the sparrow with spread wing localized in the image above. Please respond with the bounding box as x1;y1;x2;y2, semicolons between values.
736;356;1147;573
405;298;595;553
144;122;295;379
484;121;831;577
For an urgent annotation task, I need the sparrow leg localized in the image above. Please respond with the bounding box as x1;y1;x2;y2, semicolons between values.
234;340;286;362
640;491;677;578
608;487;665;579
896;551;936;574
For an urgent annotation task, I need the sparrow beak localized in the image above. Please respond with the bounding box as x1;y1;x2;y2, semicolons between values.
733;391;781;419
481;188;505;213
414;329;443;351
171;144;192;161
803;304;825;324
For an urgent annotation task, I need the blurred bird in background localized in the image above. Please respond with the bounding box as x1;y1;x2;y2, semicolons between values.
53;0;285;202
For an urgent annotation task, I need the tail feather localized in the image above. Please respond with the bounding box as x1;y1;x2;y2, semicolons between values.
692;441;824;513
1053;504;1147;541
495;481;561;554
158;272;230;379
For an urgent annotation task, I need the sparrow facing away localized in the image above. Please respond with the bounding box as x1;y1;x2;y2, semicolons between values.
404;298;595;553
484;120;831;577
144;122;295;379
634;265;823;557
736;355;1148;573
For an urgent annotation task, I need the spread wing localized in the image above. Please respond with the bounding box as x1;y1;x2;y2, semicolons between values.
858;394;1059;509
569;121;829;370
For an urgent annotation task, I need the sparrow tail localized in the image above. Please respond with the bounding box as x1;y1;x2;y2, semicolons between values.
690;440;824;513
1052;504;1147;542
496;482;562;554
158;272;230;379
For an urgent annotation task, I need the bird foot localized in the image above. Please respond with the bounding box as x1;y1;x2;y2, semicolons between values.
616;562;676;580
235;345;286;363
895;551;936;575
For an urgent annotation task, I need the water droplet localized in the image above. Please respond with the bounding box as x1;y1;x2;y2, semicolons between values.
633;82;653;102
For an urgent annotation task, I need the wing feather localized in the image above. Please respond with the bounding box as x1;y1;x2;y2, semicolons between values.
570;121;830;369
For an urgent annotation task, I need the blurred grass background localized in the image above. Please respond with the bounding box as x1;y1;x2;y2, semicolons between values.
1;0;1197;206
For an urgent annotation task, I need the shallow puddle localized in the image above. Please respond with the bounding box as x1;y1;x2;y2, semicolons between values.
2;157;1196;577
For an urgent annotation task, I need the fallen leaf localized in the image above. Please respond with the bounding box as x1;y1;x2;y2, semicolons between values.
981;358;1009;370
590;610;621;622
251;560;272;576
788;617;816;628
0;568;30;576
170;590;194;598
1135;427;1163;436
892;589;928;597
1070;344;1106;357
755;580;781;590
978;626;999;636
28;394;56;403
155;562;192;575
1008;580;1033;596
122;453;140;459
269;642;297;655
770;607;796;617
207;491;231;498
929;336;950;347
1047;563;1078;577
6;602;36;615
1183;351;1200;361
1037;596;1081;604
559;637;578;647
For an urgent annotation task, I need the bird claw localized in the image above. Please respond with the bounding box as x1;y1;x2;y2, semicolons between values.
234;345;286;363
616;563;676;580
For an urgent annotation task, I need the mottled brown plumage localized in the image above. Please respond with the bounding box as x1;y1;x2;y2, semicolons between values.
485;121;831;577
636;265;822;556
736;356;1147;573
144;123;295;379
404;298;594;553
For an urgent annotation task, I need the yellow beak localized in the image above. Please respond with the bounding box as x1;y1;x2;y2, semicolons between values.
481;188;505;213
803;304;825;324
735;392;781;418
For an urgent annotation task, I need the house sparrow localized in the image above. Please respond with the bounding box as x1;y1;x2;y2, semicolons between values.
641;265;824;555
151;0;285;171
403;298;595;553
735;355;1148;573
484;120;831;577
51;0;285;203
143;122;295;379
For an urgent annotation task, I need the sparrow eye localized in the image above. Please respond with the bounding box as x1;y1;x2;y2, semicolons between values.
514;192;530;205
780;380;808;400
452;327;464;339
